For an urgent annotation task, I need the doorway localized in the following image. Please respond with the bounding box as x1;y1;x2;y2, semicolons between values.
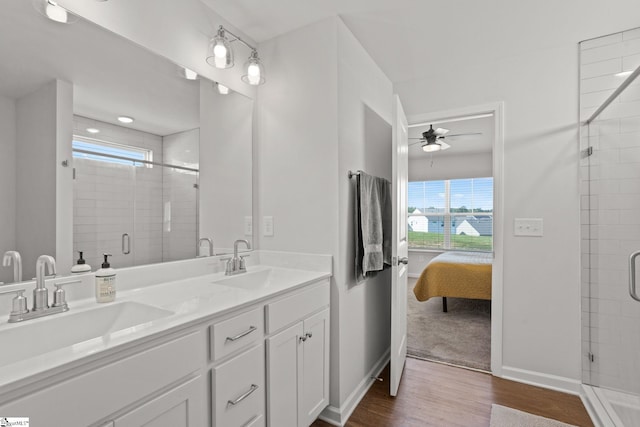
404;104;504;374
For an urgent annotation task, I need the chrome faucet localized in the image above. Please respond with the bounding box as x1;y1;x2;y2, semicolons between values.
0;255;81;323
3;251;22;283
34;255;56;311
198;237;214;257
225;239;250;276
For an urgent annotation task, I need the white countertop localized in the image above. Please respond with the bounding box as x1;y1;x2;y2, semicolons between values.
0;262;331;394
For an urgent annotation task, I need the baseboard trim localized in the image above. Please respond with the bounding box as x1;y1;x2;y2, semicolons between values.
318;349;390;426
501;366;582;396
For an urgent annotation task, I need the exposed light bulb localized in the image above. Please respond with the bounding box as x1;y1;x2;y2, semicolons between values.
45;0;68;23
183;68;198;80
213;43;227;59
247;63;261;85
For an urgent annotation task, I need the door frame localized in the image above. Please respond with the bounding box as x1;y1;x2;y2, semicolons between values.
406;101;505;376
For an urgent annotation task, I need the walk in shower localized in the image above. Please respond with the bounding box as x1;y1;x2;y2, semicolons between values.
580;27;640;427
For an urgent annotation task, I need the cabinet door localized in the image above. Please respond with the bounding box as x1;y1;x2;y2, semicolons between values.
115;375;205;427
266;322;304;427
300;309;330;427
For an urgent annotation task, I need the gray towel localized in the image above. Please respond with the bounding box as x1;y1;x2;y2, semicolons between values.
355;172;391;282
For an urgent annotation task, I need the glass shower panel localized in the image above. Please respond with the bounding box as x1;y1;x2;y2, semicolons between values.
73;158;135;270
162;167;198;261
580;26;640;426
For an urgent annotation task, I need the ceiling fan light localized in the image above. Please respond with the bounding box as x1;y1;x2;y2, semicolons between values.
422;142;441;153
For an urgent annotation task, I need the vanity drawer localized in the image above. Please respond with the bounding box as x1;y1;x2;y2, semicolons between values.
210;307;264;361
266;280;329;333
212;344;265;427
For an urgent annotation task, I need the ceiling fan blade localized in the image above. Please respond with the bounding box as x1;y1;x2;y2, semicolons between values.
408;139;425;147
444;132;482;138
434;127;449;136
439;141;451;150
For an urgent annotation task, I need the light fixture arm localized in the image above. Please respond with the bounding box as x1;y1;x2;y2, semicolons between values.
217;25;257;53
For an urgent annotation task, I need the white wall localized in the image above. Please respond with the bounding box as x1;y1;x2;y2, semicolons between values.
199;83;253;253
58;0;257;100
16;80;73;280
0;95;16;284
397;45;583;388
336;19;393;410
409;152;492;181
258;16;394;420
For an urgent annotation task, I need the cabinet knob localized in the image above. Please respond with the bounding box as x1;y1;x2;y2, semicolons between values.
299;336;307;343
305;332;313;339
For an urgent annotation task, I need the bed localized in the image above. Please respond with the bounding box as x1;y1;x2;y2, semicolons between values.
413;251;492;312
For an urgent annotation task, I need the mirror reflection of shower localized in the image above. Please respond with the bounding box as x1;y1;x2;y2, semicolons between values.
72;116;199;269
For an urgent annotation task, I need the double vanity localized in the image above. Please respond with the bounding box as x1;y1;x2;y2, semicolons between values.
0;251;331;427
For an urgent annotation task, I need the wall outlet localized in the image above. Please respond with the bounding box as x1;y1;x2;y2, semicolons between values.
244;216;253;235
514;218;543;237
263;216;274;236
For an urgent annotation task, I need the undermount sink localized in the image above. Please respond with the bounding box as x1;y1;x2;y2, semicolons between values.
211;267;321;292
0;301;174;367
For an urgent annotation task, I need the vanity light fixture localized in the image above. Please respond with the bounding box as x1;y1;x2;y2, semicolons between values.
206;25;266;86
216;82;230;95
33;0;77;24
183;68;198;80
86;128;100;134
117;116;134;124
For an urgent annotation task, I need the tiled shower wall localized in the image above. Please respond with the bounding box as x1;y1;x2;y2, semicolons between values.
580;28;640;394
73;116;198;270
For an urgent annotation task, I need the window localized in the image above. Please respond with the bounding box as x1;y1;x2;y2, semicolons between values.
72;137;152;167
408;177;493;251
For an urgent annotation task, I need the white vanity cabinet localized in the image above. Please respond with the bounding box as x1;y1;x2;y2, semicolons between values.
0;331;207;427
209;307;266;427
266;281;330;427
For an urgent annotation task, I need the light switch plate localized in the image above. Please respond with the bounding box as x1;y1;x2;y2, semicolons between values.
244;216;253;235
263;216;274;236
514;218;543;237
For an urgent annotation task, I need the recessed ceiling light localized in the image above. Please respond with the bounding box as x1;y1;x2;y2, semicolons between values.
117;116;134;124
183;68;198;80
86;128;100;134
615;71;633;77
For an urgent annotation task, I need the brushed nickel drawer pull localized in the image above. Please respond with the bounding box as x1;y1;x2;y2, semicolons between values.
228;384;259;407
226;326;257;342
241;415;260;427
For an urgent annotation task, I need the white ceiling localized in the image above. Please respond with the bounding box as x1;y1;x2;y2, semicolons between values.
200;0;640;86
408;115;494;160
0;0;200;136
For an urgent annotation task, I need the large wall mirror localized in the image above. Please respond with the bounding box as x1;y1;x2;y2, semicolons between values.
0;0;253;284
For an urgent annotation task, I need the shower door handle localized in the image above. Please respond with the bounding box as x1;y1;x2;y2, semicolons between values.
630;250;640;302
122;233;131;255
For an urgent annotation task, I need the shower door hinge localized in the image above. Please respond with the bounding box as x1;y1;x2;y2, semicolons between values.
583;147;593;157
588;352;595;362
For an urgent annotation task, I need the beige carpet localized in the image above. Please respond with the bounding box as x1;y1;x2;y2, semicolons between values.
490;405;578;427
407;278;491;371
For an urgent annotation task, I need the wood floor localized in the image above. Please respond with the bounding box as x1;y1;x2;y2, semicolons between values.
311;357;594;427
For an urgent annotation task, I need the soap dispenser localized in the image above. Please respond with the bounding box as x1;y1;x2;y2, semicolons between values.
95;253;116;303
71;251;91;274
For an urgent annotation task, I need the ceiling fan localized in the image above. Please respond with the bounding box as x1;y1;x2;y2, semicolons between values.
409;124;481;153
